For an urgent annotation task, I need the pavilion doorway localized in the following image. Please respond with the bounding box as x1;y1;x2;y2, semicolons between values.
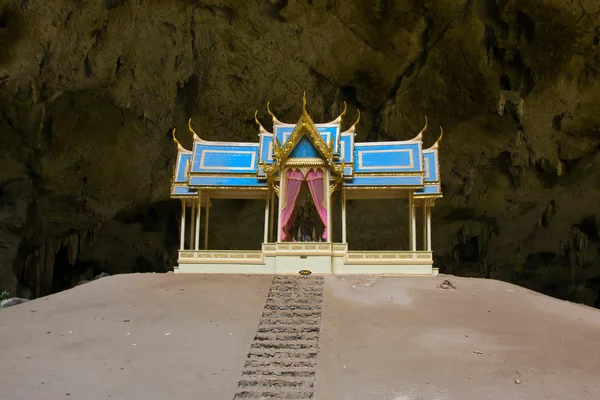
286;183;326;242
280;168;328;242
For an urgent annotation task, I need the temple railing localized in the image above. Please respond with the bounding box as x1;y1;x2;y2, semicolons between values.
344;250;432;264
178;250;264;264
262;242;333;256
178;246;432;265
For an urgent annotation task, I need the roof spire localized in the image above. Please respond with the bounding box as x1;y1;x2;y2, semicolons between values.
254;110;262;128
188;118;201;141
302;91;307;115
352;109;361;129
254;110;268;134
267;101;275;119
420;116;429;136
172;128;181;146
267;101;286;126
340;101;347;119
172;128;189;151
434;126;443;147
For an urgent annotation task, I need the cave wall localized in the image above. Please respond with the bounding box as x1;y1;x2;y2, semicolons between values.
0;0;599;305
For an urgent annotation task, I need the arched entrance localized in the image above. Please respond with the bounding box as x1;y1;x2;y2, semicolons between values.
279;167;328;242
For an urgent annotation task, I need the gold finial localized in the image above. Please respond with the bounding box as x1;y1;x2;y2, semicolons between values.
267;101;276;119
420;116;429;135
340;101;347;121
302;91;308;115
172;128;189;151
352;109;361;128
433;126;443;147
254;110;268;134
188;118;200;139
267;101;287;125
172;128;181;146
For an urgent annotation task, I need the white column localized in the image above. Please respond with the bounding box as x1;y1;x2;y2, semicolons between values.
190;198;196;249
204;192;210;250
342;188;347;243
326;170;332;242
263;191;270;243
277;171;285;242
179;200;186;250
408;191;416;251
194;190;202;250
269;188;275;242
426;202;432;251
422;201;427;250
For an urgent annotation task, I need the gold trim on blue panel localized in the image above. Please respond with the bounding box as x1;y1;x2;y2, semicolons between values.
357;149;414;170
343;186;424;190
354;172;422;177
198;149;257;171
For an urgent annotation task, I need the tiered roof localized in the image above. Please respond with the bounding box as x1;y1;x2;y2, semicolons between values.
170;95;442;199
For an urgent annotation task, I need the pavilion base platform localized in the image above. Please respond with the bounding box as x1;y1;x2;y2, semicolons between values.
175;243;439;276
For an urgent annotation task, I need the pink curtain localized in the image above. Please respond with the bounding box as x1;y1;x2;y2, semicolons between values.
306;168;328;240
280;169;304;241
286;206;300;240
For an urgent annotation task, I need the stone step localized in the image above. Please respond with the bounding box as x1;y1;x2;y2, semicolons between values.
250;341;318;350
256;326;320;334
241;369;315;378
253;333;320;342
238;378;315;389
258;317;321;327
247;350;318;359
263;304;321;311
261;310;322;318
268;287;324;293
244;359;317;369
234;389;314;399
234;275;323;400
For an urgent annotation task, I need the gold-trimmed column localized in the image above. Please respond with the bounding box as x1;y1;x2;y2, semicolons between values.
342;188;347;243
426;200;432;252
326;169;332;241
190;197;196;249
277;169;286;242
263;190;270;243
408;191;416;251
179;200;186;250
204;192;210;250
422;201;427;250
269;187;275;242
194;190;202;250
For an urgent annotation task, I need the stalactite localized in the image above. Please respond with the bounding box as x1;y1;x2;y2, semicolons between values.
515;129;526;147
459;220;494;277
451;247;460;273
563;227;589;268
20;224;101;298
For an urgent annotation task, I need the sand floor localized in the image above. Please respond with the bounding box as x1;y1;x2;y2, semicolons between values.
1;273;599;400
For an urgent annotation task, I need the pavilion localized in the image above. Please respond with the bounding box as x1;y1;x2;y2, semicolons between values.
170;95;443;275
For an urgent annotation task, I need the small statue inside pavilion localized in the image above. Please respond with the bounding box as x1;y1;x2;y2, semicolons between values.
288;186;325;242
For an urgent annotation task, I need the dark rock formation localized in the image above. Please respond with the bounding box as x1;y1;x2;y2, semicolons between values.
0;0;599;306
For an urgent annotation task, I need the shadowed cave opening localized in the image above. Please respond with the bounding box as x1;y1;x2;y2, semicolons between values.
50;250;102;294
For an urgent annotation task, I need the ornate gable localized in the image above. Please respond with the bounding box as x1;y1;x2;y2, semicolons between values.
278;112;334;161
261;94;344;177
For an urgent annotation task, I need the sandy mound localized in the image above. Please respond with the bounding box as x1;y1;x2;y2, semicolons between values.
1;273;599;400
